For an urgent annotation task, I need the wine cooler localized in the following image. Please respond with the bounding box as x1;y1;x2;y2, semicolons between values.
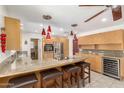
102;57;120;79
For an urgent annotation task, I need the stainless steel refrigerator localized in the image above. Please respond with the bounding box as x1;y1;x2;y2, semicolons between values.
53;42;64;60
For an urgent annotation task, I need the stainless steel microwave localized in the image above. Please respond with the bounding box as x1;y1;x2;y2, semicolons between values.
44;44;54;51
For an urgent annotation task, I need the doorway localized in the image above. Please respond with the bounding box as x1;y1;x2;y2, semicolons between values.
30;39;38;60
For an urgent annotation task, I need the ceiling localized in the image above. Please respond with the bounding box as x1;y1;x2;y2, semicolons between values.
5;5;124;36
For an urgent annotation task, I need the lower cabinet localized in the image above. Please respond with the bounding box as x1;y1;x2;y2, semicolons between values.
82;54;102;73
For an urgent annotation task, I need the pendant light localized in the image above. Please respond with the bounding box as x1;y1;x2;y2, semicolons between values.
47;25;51;32
46;32;51;39
70;31;74;36
41;28;46;36
74;34;77;40
42;15;52;39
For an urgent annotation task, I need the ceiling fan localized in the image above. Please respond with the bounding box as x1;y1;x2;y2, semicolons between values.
79;5;122;22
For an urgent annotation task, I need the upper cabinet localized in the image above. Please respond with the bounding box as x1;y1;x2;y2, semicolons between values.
4;17;21;50
78;35;95;44
98;30;123;44
78;30;123;45
78;30;124;50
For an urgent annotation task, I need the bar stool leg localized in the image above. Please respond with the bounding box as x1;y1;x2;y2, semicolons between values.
75;73;77;83
76;72;80;88
62;76;64;88
81;67;83;79
41;81;46;88
71;73;73;85
68;74;72;87
88;66;91;83
82;67;85;87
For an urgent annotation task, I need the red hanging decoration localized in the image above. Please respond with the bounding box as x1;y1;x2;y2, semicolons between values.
73;34;79;55
47;25;51;32
46;32;51;39
70;31;73;36
41;28;46;35
74;34;77;40
0;27;6;53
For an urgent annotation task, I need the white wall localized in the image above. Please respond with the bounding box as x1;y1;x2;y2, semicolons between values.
68;36;73;58
0;5;8;33
0;6;7;16
21;32;42;60
78;23;124;37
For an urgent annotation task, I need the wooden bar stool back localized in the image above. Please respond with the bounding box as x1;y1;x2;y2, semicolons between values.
40;68;63;88
8;74;38;88
76;61;91;87
62;65;81;88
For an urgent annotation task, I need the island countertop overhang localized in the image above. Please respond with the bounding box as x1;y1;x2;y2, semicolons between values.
0;57;87;78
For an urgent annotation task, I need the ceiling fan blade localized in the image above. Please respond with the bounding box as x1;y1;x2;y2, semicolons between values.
111;6;122;21
79;5;105;7
84;8;108;22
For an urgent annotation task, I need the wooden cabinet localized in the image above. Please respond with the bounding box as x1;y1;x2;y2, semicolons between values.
99;30;123;44
120;58;124;79
78;35;95;45
85;55;96;71
4;17;21;50
79;44;95;49
43;37;69;59
78;30;124;50
96;44;123;50
82;54;102;73
43;52;54;61
94;55;102;73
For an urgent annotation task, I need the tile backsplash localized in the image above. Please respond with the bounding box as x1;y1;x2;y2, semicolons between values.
80;49;124;57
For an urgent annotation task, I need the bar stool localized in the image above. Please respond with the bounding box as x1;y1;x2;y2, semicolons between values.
76;61;91;87
62;65;81;88
8;74;38;88
40;68;63;88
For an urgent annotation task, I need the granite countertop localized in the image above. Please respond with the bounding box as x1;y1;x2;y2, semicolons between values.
0;56;87;78
81;52;124;59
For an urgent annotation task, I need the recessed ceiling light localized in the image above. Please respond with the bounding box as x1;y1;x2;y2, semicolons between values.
20;24;23;26
40;24;43;27
35;30;38;32
75;31;78;34
60;28;64;31
52;32;55;35
21;27;23;30
101;18;107;22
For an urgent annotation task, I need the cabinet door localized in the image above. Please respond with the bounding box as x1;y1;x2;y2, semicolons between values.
103;30;123;44
85;56;96;70
4;17;21;50
78;30;123;45
84;54;102;73
94;55;102;73
78;35;94;44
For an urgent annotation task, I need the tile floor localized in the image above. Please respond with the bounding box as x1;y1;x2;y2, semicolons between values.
83;71;124;88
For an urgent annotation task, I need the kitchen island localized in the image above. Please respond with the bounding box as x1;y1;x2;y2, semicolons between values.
0;57;87;88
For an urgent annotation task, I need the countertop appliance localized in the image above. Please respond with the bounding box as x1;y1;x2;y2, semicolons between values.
53;42;64;60
102;57;120;79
